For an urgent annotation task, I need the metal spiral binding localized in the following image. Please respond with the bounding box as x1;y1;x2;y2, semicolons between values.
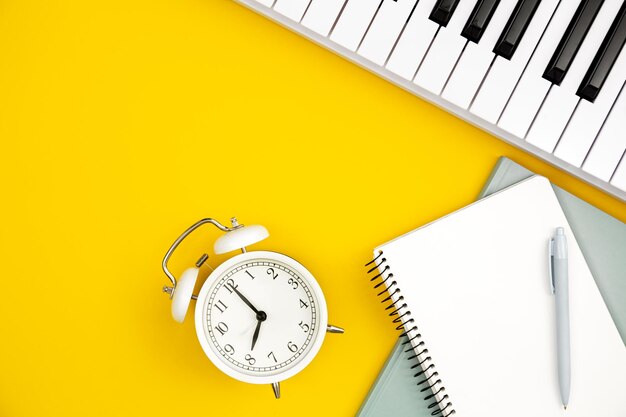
365;251;456;417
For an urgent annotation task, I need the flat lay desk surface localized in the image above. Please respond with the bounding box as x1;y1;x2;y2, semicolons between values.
1;1;624;416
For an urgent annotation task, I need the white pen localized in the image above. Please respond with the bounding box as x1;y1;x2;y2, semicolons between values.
550;227;570;410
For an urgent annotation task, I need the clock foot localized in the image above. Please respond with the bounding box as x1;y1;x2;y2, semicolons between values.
271;382;280;399
327;324;344;334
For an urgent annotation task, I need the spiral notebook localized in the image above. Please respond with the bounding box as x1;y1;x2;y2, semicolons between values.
366;176;626;416
358;157;626;417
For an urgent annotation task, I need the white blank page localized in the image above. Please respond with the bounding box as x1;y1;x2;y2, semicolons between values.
375;176;626;416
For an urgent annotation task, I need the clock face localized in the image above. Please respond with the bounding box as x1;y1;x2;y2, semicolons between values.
195;251;328;384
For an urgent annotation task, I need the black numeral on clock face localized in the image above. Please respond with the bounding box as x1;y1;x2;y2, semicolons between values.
299;298;308;309
287;277;298;290
245;270;255;280
245;354;256;365
224;279;238;294
215;322;228;336
287;341;298;353
215;300;228;313
224;344;235;355
298;321;310;332
267;351;277;363
266;268;278;280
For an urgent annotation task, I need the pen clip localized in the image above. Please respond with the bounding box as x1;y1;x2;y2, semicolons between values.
548;238;555;294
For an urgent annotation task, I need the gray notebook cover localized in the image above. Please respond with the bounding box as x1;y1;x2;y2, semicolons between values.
356;157;626;417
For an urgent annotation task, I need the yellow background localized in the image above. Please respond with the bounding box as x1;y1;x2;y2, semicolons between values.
1;1;624;416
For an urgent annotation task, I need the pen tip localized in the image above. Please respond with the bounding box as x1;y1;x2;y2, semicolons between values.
564;406;567;410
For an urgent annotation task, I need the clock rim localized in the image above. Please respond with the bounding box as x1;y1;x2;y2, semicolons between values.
194;250;329;384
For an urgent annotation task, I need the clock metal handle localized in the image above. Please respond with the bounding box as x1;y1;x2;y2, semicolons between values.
161;218;238;290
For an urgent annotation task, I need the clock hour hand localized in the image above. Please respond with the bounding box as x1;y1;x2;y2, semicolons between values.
229;285;260;315
251;311;267;351
251;320;262;350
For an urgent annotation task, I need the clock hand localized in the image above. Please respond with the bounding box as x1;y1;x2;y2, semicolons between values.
251;320;262;350
228;284;260;315
251;311;267;351
226;284;269;350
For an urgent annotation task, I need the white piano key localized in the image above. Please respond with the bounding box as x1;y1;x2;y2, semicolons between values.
385;0;440;80
469;58;514;121
583;85;626;182
329;0;382;51
526;0;624;153
274;0;312;22
442;0;520;108
442;45;493;108
470;0;560;122
358;0;418;66
555;50;626;167
301;0;346;36
413;28;467;94
498;0;582;138
611;156;626;192
523;86;573;152
414;0;480;95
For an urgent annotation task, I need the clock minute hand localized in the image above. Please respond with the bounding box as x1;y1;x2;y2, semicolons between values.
229;285;260;315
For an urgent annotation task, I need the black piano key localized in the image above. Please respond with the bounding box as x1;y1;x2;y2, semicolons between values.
543;0;605;85
493;0;541;60
429;0;461;26
462;0;501;43
577;1;626;102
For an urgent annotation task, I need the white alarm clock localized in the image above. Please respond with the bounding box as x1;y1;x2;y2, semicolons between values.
161;217;343;398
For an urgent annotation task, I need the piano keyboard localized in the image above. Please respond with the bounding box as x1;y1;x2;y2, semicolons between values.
235;0;626;202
